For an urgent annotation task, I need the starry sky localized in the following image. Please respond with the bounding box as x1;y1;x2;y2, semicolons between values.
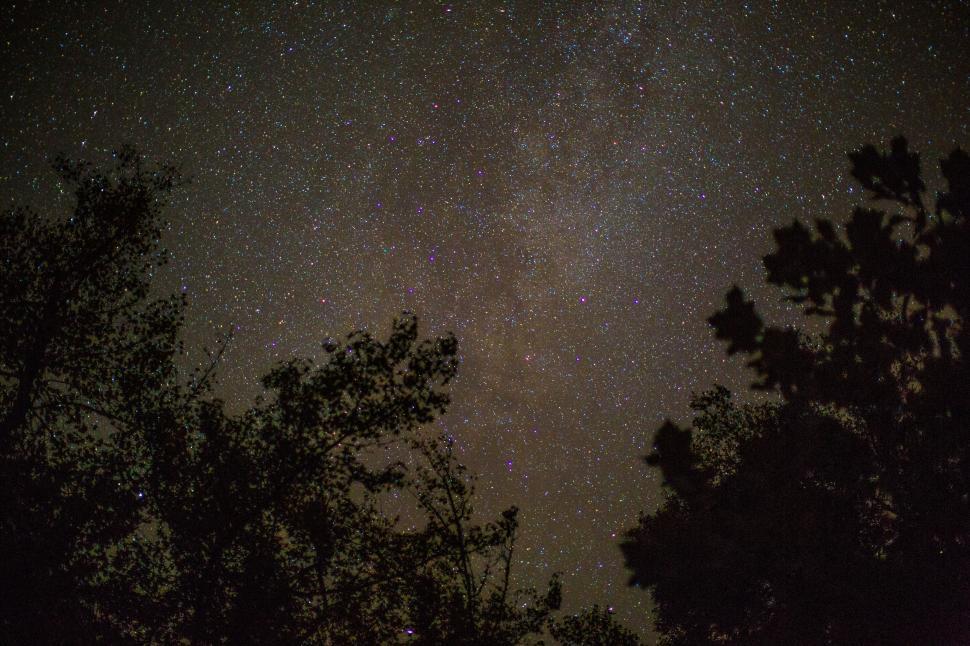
2;1;968;638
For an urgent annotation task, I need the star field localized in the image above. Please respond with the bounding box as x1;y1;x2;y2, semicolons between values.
2;1;967;639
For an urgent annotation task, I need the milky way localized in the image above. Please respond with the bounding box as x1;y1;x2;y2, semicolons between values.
2;1;967;638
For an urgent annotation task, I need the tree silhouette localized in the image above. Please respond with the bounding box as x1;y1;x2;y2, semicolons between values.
548;605;642;646
1;150;640;644
405;435;562;645
0;148;185;642
623;138;970;644
142;317;462;644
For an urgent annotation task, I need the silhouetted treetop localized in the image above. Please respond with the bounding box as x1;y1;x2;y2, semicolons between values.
2;148;641;644
625;138;970;645
1;148;186;643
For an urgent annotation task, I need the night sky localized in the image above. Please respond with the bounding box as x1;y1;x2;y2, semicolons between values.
2;1;967;638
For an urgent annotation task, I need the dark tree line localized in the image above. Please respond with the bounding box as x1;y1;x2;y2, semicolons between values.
8;136;969;646
624;138;970;644
0;149;639;644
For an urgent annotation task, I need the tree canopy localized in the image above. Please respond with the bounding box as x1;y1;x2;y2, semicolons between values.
623;138;970;644
0;150;638;644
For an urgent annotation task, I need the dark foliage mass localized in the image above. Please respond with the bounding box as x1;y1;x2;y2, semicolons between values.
624;138;970;644
0;150;636;644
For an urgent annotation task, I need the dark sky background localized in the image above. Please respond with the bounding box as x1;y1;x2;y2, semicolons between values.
2;1;967;638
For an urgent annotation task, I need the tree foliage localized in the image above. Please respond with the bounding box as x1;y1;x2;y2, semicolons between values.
623;138;970;644
548;605;641;646
0;150;639;644
404;436;562;645
0;148;185;643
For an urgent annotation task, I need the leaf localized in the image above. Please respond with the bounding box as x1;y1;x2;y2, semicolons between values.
708;287;763;355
